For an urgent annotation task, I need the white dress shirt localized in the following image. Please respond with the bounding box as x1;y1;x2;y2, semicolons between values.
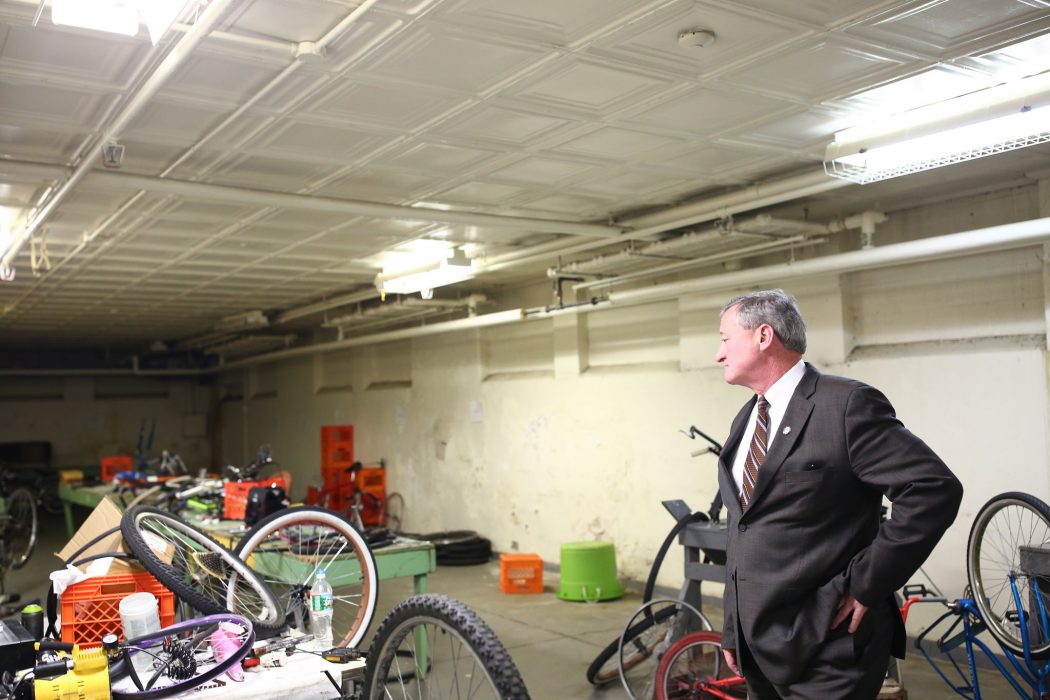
730;359;806;495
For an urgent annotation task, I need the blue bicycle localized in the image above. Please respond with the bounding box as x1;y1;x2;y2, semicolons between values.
915;491;1050;699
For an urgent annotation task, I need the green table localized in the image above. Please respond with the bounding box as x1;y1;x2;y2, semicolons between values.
57;483;436;593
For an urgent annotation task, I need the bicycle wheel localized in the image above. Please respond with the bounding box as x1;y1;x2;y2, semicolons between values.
362;594;530;700
655;630;747;700
618;599;710;700
587;605;677;685
4;488;37;569
120;506;284;638
110;613;254;700
233;506;379;649
967;492;1050;657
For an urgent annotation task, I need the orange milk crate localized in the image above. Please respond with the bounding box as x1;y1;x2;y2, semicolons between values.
223;475;287;520
499;553;544;594
100;455;133;482
61;572;176;647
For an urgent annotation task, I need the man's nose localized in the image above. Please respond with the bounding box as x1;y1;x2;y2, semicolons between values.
715;348;726;363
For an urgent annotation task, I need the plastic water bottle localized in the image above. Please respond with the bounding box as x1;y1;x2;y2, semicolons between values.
309;569;334;649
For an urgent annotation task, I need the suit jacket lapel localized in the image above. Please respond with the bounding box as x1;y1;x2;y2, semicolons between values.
719;396;756;519
743;364;819;517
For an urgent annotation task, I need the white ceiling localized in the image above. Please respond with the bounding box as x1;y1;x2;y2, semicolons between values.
1;0;1049;360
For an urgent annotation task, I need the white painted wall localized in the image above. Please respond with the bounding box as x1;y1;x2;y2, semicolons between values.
216;184;1050;618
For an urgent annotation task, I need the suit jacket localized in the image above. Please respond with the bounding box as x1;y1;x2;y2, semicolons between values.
718;363;962;686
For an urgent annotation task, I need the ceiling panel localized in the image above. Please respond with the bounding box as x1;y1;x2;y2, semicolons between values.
0;0;1046;352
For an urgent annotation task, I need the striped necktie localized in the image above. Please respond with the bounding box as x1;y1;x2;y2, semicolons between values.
739;396;770;510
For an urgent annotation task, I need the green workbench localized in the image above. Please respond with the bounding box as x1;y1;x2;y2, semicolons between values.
57;483;436;594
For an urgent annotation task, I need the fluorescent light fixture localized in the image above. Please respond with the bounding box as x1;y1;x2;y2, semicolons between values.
375;249;475;299
51;0;188;44
52;0;139;36
825;71;1050;184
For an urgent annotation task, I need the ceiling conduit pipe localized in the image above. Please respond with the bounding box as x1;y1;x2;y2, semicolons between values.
211;213;1050;370
0;0;239;270
479;168;850;273
0;159;624;238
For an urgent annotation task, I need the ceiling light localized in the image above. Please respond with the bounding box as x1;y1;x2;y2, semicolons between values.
824;70;1050;184
375;249;475;299
51;0;189;44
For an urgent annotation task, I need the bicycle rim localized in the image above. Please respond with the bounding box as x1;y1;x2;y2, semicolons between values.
363;594;530;700
618;599;710;700
233;506;379;648
967;492;1050;657
121;506;284;637
111;613;254;700
656;631;747;700
6;488;37;569
587;605;678;685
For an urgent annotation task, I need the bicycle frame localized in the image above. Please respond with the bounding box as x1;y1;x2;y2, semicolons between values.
915;575;1050;699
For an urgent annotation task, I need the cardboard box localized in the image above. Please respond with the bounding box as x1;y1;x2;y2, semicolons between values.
56;497;140;575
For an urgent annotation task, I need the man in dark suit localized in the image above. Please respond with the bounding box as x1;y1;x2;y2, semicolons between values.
714;289;962;699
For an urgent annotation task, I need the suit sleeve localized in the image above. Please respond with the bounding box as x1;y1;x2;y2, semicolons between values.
842;385;963;605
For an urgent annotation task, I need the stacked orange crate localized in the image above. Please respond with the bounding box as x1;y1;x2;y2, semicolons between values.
320;425;354;511
355;466;386;527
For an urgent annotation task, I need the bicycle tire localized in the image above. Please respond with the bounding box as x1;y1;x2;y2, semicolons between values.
655;630;747;700
111;612;254;700
5;488;38;569
362;593;530;700
233;506;379;649
120;506;284;638
967;491;1050;658
586;605;677;685
618;598;710;700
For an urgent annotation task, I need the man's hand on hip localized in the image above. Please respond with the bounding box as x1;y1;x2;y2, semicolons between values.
722;648;740;676
831;592;869;633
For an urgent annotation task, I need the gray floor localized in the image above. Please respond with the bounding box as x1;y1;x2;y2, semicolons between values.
7;512;1018;699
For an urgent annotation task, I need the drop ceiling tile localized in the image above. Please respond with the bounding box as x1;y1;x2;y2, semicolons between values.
591;0;811;79
621;86;796;137
655;142;773;177
729;107;852;152
517;191;615;215
507;57;675;116
356;22;546;94
550;126;685;162
256;120;389;161
572;168;692;197
223;0;349;42
436;105;574;146
431;180;526;206
429;0;644;44
309;80;465;132
486;156;596;185
846;0;1050;55
727;0;908;29
314;167;440;202
383;141;500;175
1;23;142;84
209;153;334;190
717;34;918;102
0;82;108;129
165;53;282;103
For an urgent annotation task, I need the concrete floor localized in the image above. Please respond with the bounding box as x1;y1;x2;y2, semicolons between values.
6;511;1020;699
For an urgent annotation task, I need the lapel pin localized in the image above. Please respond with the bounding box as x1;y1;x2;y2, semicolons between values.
782;426;791;435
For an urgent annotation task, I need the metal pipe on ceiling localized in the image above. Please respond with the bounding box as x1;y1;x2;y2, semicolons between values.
0;0;239;269
212;212;1050;369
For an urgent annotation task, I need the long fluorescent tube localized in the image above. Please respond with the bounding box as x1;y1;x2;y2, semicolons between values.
375;254;475;298
52;0;139;36
825;70;1050;184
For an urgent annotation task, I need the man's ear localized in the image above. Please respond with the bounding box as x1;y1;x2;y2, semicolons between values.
757;324;775;349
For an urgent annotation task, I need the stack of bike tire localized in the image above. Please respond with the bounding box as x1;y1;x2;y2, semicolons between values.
405;530;492;565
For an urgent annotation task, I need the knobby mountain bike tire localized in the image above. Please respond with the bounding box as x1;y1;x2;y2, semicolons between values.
586;605;677;685
233;505;379;649
655;630;747;700
110;613;254;700
967;491;1050;658
120;506;284;638
363;594;530;700
4;487;37;569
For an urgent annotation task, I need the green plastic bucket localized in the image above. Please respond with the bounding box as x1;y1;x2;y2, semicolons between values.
557;541;624;602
